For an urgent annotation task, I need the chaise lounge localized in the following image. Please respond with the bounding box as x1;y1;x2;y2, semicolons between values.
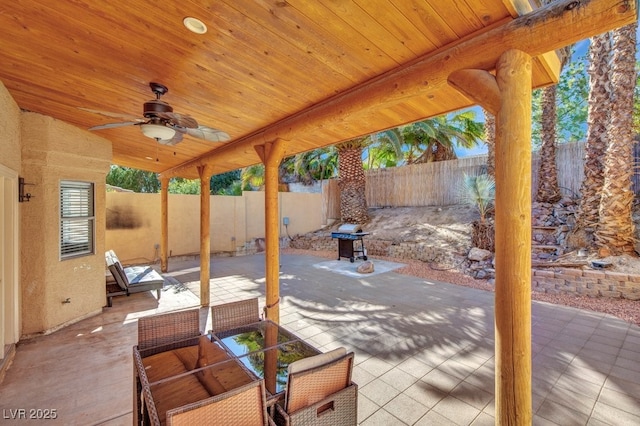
105;250;165;306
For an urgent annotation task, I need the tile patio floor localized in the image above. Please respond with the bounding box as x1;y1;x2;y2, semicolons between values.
1;253;639;425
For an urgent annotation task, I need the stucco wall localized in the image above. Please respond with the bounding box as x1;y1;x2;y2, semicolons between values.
0;81;21;352
106;191;323;264
21;112;112;336
0;82;21;171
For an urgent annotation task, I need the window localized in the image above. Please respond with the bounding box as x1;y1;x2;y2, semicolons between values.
60;180;95;259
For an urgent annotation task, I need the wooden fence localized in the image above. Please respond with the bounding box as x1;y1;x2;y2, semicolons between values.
323;141;592;214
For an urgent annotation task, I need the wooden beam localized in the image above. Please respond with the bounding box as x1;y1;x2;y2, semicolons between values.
160;177;169;273
198;165;211;307
257;139;286;323
447;69;501;115
161;0;634;179
494;49;532;425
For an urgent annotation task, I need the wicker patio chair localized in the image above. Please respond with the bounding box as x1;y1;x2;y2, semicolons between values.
137;308;201;353
210;298;260;333
165;380;276;426
273;348;357;426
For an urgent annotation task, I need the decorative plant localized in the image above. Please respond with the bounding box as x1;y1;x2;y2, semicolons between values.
460;173;495;224
460;173;496;251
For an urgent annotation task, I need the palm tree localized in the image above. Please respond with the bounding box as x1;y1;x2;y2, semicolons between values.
461;173;496;251
372;111;484;165
595;23;637;255
290;147;338;183
483;110;495;178
335;111;484;225
404;112;484;163
336;137;370;224
534;4;572;205
366;131;403;169
572;32;612;245
535;48;571;204
241;164;266;190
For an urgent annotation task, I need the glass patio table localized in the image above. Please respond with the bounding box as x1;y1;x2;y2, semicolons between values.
211;320;322;401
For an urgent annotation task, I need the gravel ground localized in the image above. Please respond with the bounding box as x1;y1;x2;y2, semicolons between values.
283;248;640;327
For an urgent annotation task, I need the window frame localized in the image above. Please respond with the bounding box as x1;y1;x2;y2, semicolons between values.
59;180;95;260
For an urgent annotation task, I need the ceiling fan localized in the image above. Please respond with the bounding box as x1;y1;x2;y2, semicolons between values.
86;82;230;146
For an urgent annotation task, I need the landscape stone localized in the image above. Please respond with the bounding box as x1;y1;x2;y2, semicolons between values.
468;247;492;261
356;261;375;274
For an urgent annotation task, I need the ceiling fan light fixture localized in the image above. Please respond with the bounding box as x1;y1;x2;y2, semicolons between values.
183;17;207;34
140;123;176;141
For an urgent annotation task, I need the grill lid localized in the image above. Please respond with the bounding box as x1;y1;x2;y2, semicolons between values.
337;223;362;233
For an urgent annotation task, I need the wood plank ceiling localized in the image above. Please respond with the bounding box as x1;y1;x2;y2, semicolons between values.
0;0;560;179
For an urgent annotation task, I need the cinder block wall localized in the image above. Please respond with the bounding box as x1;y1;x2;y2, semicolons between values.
532;268;640;300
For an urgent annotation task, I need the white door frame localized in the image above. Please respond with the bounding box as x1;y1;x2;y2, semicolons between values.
0;164;20;357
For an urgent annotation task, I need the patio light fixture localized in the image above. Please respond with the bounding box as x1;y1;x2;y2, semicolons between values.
183;17;207;34
140;123;176;141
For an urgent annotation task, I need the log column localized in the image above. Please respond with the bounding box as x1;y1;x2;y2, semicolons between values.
198;165;212;307
255;139;286;323
449;49;533;425
494;49;532;425
160;176;169;273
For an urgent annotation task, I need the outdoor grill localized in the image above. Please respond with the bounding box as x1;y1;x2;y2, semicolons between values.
331;224;369;263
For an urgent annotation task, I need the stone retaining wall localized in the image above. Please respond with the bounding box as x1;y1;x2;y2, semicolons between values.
290;234;640;300
532;268;640;300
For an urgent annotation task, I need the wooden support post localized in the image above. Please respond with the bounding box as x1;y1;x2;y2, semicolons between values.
255;139;286;323
160;177;169;273
263;322;278;394
494;49;532;425
448;69;501;116
198;165;212;307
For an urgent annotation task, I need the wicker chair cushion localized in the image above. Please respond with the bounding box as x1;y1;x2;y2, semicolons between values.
288;347;346;375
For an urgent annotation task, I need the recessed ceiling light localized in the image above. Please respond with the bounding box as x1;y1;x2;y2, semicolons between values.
183;17;207;34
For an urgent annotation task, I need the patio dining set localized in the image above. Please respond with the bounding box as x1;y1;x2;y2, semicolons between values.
133;298;358;425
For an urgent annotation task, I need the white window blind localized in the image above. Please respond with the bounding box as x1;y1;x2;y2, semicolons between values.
60;180;95;259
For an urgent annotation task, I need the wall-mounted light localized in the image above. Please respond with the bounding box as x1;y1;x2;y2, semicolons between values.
19;177;34;202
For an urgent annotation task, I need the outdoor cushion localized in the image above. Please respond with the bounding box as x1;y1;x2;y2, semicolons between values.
288;347;347;375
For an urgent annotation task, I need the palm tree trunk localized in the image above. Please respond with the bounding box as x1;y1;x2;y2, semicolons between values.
337;138;369;224
575;32;612;235
596;23;637;255
535;85;562;203
484;110;496;178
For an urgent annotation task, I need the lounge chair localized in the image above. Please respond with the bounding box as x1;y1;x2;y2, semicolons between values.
105;250;164;304
273;348;357;426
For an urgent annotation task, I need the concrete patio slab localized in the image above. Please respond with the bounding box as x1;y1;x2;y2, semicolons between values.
312;258;406;278
1;252;639;425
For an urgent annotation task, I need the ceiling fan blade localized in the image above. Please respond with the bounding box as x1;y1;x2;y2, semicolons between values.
78;107;143;122
156;112;198;128
88;121;140;131
157;132;184;146
185;126;230;142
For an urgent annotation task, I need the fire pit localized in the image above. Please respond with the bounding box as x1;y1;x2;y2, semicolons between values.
331;224;369;263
